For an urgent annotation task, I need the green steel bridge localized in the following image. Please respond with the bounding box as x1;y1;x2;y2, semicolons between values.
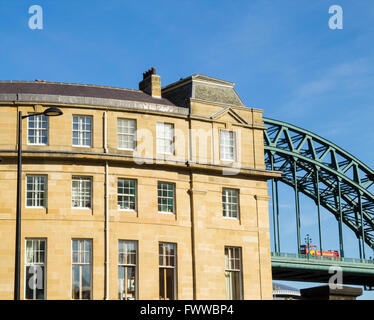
263;117;374;289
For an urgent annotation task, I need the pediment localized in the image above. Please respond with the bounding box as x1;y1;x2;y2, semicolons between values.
210;107;248;125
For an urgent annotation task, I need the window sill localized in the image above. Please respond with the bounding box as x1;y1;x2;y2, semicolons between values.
118;208;137;213
157;152;175;156
72;145;92;148
223;216;239;220
24;207;47;215
118;148;136;152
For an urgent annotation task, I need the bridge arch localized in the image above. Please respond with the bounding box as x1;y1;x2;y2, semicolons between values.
263;117;374;259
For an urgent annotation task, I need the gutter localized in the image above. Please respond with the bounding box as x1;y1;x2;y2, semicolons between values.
104;111;109;300
187;102;197;300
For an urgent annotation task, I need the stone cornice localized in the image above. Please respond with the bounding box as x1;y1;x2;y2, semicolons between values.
0;93;188;115
0;150;282;180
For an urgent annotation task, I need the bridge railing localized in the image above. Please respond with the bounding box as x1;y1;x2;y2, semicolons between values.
271;252;374;265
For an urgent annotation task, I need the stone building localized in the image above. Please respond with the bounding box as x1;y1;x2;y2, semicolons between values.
0;68;280;300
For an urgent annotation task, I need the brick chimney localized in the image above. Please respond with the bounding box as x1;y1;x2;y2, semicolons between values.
139;67;161;98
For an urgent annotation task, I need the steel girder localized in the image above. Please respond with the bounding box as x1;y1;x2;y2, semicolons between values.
263;117;374;255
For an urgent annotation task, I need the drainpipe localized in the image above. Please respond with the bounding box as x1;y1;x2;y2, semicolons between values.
187;101;197;300
104;110;108;154
103;111;109;299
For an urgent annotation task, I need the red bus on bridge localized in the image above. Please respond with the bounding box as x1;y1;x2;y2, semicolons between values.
300;245;339;258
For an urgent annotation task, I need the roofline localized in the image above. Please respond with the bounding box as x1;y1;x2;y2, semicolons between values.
0;80;141;94
162;73;236;92
0;93;188;115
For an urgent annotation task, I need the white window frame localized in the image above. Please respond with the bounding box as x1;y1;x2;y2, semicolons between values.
24;238;47;300
225;246;243;300
71;239;93;300
117;118;137;151
72;115;93;147
222;188;239;219
27;114;49;146
117;178;137;211
118;240;138;300
159;242;177;300
72;176;92;209
156;122;174;155
157;181;175;214
26;175;47;208
220;130;236;162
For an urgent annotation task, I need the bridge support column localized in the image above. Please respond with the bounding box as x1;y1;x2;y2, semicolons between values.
275;179;281;252
337;178;345;258
293;160;301;254
358;191;366;259
315;166;323;254
270;153;278;253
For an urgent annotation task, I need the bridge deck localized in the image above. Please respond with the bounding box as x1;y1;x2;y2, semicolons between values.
271;252;374;288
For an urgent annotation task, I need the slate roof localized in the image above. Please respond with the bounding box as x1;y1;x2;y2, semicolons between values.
0;81;176;106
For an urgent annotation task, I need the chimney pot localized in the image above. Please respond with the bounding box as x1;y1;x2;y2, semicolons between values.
139;67;161;98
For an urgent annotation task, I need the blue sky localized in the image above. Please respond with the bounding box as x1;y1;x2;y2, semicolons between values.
1;0;374;299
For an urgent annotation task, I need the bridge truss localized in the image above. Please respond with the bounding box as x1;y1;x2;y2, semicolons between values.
263;117;374;259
